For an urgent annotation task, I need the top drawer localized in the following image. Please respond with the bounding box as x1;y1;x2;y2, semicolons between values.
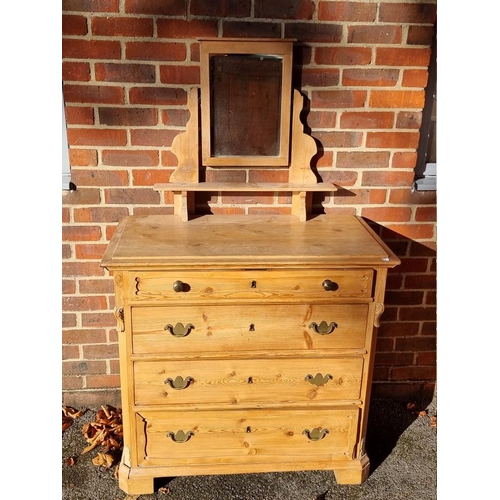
128;269;373;303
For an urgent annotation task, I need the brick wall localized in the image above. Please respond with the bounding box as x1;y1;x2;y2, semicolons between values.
62;0;437;407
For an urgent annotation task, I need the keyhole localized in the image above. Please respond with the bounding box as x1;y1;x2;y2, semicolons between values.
247;377;253;384
251;280;257;288
246;426;252;433
249;324;255;331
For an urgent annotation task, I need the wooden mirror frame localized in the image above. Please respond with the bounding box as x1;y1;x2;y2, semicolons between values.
199;38;294;167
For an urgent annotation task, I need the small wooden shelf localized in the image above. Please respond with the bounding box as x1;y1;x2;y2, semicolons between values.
154;182;337;222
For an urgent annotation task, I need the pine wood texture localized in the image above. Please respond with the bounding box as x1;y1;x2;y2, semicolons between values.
101;214;400;494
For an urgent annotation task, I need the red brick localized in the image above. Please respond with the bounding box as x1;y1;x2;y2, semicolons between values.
132;169;172;186
405;274;436;290
63;0;119;13
389;188;436;204
391;366;436;382
376;47;431;67
63;39;121;59
397;258;429;273
222;22;281;39
378;322;419;337
125;0;186;15
103;149;159;167
63;261;105;277
129;87;187;105
383;223;435;240
379;3;436;24
92;16;153;37
421;322;436;336
370;90;425;109
334;189;387;205
191;0;250;16
68;149;98;167
366;132;420;149
375;337;394;351
336;151;390;168
318;1;376;21
82;312;117;328
396;111;422;129
63;61;91;82
415;206;437;222
63;295;107;311
375;352;414;366
407;26;435;46
126;41;186;61
342;68;399;87
130;129;179;147
63;245;72;261
62;187;101;205
86;375;121;389
318;170;358;187
402;69;429;88
362;206;412;222
63;313;77;328
348;25;402;44
160;65;200;85
63;279;76;294
63;84;124;104
221;193;275;205
384;290;424;306
161;109;189;127
392;152;418;168
285;23;343;43
157;19;217;39
340;111;394;129
62;345;79;359
67;128;127;147
316;151;334;168
71;169;128;187
313;131;363;148
62;377;84;390
62;15;88;36
74;207;129;223
62;225;102;241
62;360;107;376
65;106;94;125
416;352;436;365
256;0;315;19
315;47;372;65
79;279;114;294
104;188;161;205
362;171;415;187
248;170;289;184
300;68;340;87
95;63;155;83
395;335;436;352
409;241;436;256
63;328;107;345
307;110;337;129
74;243;109;260
312;90;366;108
133;206;175;216
206;169;247;183
98;107;157;126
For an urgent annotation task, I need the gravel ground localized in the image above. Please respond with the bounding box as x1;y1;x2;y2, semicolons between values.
62;393;436;500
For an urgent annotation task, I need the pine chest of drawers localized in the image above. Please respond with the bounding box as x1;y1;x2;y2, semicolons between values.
101;214;399;494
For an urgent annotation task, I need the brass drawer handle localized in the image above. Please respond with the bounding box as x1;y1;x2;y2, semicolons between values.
322;279;339;291
302;428;329;441
167;430;194;443
309;321;338;335
164;376;194;390
164;322;195;337
172;280;185;292
305;373;333;386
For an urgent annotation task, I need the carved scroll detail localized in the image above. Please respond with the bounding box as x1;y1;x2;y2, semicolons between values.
374;303;385;328
114;307;125;332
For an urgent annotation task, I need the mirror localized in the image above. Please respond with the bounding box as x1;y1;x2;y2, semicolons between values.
200;39;294;167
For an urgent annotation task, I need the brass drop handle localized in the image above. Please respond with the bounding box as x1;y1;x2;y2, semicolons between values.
305;373;333;386
167;430;194;443
322;279;339;291
165;376;194;390
173;280;184;292
309;321;338;335
302;428;329;441
164;322;195;337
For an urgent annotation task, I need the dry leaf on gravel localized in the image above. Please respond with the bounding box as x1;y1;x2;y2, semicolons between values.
62;406;84;432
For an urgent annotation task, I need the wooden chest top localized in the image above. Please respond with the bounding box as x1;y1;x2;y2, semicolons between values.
101;214;399;270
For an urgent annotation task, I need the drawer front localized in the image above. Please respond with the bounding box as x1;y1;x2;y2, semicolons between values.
130;269;373;302
134;357;363;406
131;303;369;354
136;408;359;467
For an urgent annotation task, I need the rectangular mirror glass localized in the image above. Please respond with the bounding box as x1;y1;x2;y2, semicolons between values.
200;39;293;167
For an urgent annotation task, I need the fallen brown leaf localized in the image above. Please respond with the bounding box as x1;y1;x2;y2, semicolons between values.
418;410;428;418
430;415;437;428
66;457;76;466
63;406;84;432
